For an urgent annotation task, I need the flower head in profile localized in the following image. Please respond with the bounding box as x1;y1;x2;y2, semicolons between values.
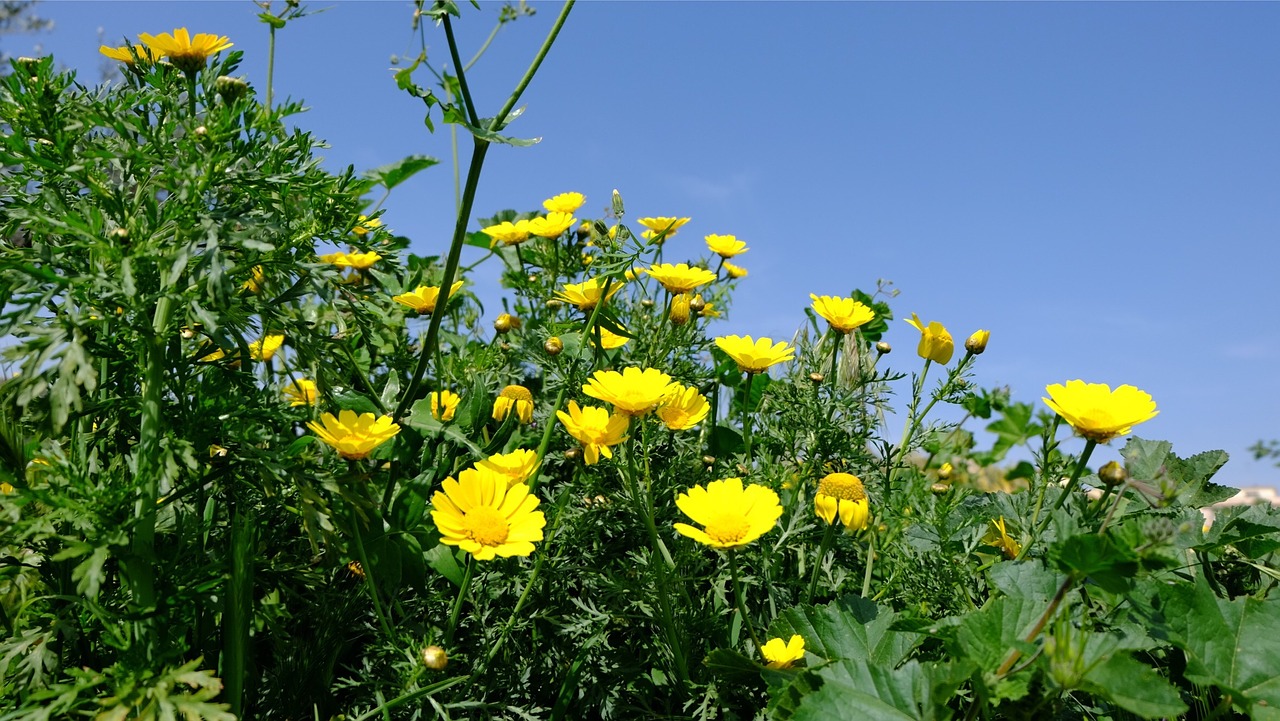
905;313;954;365
646;263;716;294
352;215;383;237
674;477;782;551
705;234;748;259
1042;380;1157;443
761;635;806;669
283;379;319;407
393;280;464;315
557;402;629;465
810;294;875;334
582;367;676;416
526;212;577;239
657;384;710;430
555;277;623;311
985;517;1021;560
99;43;156;65
307;410;401;460
320;251;381;270
493;385;535;425
431;467;544;561
636;216;691;243
430;389;461;422
590;325;630;350
137;28;233;72
481;219;532;247
715;335;795;374
669;294;692;325
965;329;990;355
814;473;870;532
477;449;540;487
543;192;586;214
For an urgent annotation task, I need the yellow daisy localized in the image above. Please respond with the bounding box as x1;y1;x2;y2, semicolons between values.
723;261;748;279
430;389;461;421
137;28;233;72
319;251;382;270
525;212;577;239
99;43;156;64
656;384;710;430
761;635;805;669
543;192;586;214
555;277;623;311
493;385;535;425
674;478;782;550
392;280;464;314
283;379;319;407
480;220;532;247
582;367;677;416
810;294;875;334
814;473;870;532
556;402;630;465
705;234;748;258
645;263;717;294
477;449;541;488
636;216;691;243
430;467;545;561
307;410;401;460
904;313;954;364
714;335;795;374
1042;380;1158;443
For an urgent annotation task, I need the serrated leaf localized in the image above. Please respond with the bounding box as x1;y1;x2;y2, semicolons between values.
776;658;967;721
1121;437;1173;481
953;595;1042;669
770;596;918;668
1050;532;1138;593
364;154;440;191
1081;652;1188;718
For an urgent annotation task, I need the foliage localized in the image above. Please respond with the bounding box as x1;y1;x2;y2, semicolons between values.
2;3;1279;720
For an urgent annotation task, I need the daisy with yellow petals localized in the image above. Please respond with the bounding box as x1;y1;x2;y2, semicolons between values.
430;467;545;561
477;449;541;487
283;379;319;407
481;220;532;247
543;192;586;214
319;251;382;270
590;326;630;350
674;478;782;551
99;44;155;64
352;215;383;237
493;385;535;425
556;402;629;465
636;217;691;243
393;280;464;315
761;635;806;669
1042;380;1157;443
723;261;749;279
555;277;623;311
646;263;717;295
904;313;954;365
985;517;1022;560
582;367;677;416
137;28;233;72
814;473;870;532
430;389;461;421
525;212;577;239
810;294;875;335
307;410;401;460
714;335;796;374
705;234;748;258
657;384;710;430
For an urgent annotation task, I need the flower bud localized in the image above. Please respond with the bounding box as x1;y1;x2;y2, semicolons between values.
1098;460;1126;487
931;483;950;494
493;313;519;334
688;295;707;314
111;227;129;242
545;299;563;310
544;336;563;356
611;189;624;217
808;373;824;384
575;223;591;242
965;329;990;355
216;75;249;103
640;299;655;309
194;125;208;137
669;294;690;326
564;447;581;461
875;341;891;355
938;462;953;481
527;273;539;283
421;645;448;670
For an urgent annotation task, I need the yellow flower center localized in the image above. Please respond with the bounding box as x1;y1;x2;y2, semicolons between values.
500;385;533;403
464;506;510;547
817;473;866;501
705;512;753;545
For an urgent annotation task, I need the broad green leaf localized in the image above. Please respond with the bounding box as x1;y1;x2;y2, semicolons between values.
364;154;440;191
770;596;918;668
1121;437;1173;481
1081;652;1187;718
986;560;1065;604
775;658;967;721
425;542;464;587
953;595;1042;669
1050;532;1138;593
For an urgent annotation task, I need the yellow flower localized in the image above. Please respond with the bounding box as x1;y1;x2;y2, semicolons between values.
810;294;875;334
714;335;795;374
283;379;319;407
657;384;710;430
965;329;990;355
695;295;720;318
352;215;383;237
814;473;870;532
674;477;782;550
637;216;691;243
555;277;623;311
307;410;401;460
477;449;540;487
248;334;285;361
137;28;233;72
985;517;1021;559
480;219;532;247
905;313;954;365
430;389;461;421
543;192;586;214
669;294;691;325
705;234;748;258
723;261;748;279
393;280;464;314
99;44;155;64
320;251;382;270
556;401;629;465
241;265;266;294
493;385;535;425
582;367;676;416
589;326;630;350
430;467;545;561
761;635;805;669
645;263;716;294
525;212;577;239
0;482;13;495
1042;380;1158;443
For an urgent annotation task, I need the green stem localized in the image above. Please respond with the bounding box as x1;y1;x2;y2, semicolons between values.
223;503;255;717
828;330;841;387
349;676;469;721
742;372;755;461
445;555;475;646
994;574;1074;678
1025;440;1097;559
490;1;575;131
352;519;394;638
805;523;836;604
861;532;876;599
265;25;276;110
729;550;763;654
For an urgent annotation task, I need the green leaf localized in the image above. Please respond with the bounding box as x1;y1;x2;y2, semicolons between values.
364;154;440;191
770;596;918;668
953;595;1042;669
1081;652;1188;718
986;560;1065;604
1122;437;1174;481
1050;532;1138;593
425;542;464;587
258;12;287;29
774;658;967;721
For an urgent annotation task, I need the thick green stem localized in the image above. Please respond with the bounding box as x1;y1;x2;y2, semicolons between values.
994;574;1074;678
729;550;763;654
265;25;276;110
445;555;475;646
1025;440;1097;559
805;523;836;604
861;533;876;599
223;503;255;717
352;519;394;639
741;372;755;461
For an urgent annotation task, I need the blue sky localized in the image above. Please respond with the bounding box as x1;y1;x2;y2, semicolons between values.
13;1;1280;490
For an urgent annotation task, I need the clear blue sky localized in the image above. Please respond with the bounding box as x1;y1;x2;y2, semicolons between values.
13;1;1280;490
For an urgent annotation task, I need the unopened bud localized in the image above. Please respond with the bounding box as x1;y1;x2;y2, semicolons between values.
545;299;564;310
965;329;990;355
669;294;690;326
194;125;207;136
702;455;716;467
1098;461;1126;487
938;462;953;481
111;227;129;242
688;295;707;314
544;337;563;355
575;223;591;241
564;447;581;461
640;299;655;309
875;341;891;355
493;313;518;334
808;373;824;384
931;483;950;494
499;342;511;351
421;645;448;670
611;189;624;217
215;75;249;103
